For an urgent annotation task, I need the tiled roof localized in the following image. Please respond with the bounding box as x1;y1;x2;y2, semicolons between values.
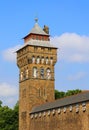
31;91;89;114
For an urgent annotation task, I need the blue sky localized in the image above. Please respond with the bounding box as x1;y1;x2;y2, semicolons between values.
0;0;89;108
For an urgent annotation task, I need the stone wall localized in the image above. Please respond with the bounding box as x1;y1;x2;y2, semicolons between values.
30;102;89;130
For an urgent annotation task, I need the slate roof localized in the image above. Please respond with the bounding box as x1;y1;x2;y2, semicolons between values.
26;39;57;48
30;91;89;114
29;22;49;36
16;39;57;52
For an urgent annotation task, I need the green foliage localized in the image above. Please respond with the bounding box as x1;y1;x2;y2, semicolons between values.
55;90;65;99
55;89;82;99
0;100;2;107
66;89;82;96
0;101;19;130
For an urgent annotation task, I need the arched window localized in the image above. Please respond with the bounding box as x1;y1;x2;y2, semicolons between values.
46;57;49;64
46;68;51;79
37;56;40;64
40;68;44;79
33;67;38;78
32;56;35;63
41;57;44;64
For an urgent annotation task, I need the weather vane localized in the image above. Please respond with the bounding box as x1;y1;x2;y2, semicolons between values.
35;17;38;23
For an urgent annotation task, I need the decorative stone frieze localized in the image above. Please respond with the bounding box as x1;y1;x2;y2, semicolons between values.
69;106;73;112
76;104;79;113
31;114;34;119
48;110;51;116
35;114;38;118
52;109;56;115
43;112;46;117
39;113;41;118
63;107;66;113
57;108;61;114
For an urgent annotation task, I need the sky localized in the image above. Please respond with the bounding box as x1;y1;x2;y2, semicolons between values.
0;0;89;108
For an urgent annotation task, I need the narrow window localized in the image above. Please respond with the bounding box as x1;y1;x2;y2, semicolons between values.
37;56;40;64
46;68;51;79
41;57;44;64
33;67;38;78
32;56;35;63
40;68;44;79
46;57;49;64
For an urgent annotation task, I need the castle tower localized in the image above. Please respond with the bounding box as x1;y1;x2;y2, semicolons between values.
16;19;57;130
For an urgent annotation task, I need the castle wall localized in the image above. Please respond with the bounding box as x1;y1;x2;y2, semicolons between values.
30;102;89;130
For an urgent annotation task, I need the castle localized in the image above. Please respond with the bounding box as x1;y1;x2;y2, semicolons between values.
16;19;89;130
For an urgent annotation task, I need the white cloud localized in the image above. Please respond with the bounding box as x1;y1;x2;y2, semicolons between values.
51;33;89;63
2;45;21;62
0;82;18;97
2;33;89;63
68;72;86;81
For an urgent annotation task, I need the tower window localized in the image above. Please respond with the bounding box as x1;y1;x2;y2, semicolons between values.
32;56;35;63
46;57;49;64
40;68;44;79
33;67;38;78
41;57;44;64
46;68;51;79
36;56;40;64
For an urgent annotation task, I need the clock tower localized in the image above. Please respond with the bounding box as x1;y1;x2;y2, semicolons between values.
16;19;57;130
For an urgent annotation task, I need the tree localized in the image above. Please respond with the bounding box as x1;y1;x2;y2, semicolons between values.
65;89;82;96
0;100;2;107
55;89;81;99
55;90;65;99
0;101;19;130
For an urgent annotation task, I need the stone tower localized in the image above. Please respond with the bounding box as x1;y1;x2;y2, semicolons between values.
16;19;57;130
